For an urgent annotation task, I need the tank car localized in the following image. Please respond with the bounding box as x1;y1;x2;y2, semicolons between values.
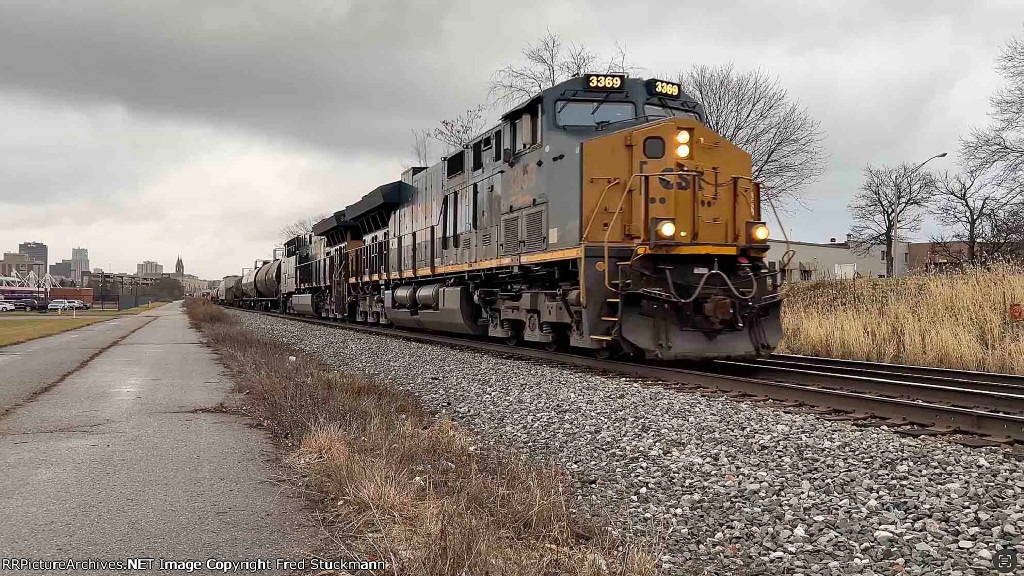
258;74;784;360
220;275;242;304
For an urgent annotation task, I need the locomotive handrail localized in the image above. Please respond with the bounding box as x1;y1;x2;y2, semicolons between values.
581;177;621;239
599;170;702;293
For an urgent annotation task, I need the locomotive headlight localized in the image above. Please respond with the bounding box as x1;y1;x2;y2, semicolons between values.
676;130;691;144
746;222;770;243
675;144;691;158
657;220;677;238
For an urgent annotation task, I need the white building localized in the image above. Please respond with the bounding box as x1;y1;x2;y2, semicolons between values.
766;238;909;281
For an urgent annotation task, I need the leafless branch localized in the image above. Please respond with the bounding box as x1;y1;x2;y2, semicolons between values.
432;105;487;152
678;64;827;207
962;28;1024;183
280;213;329;243
848;163;937;276
411;129;433;167
488;31;639;111
928;162;1022;265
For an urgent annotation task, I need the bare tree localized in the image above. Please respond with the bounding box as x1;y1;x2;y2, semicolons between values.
678;64;827;207
928;166;1021;265
607;41;642;76
488;31;637;110
984;201;1024;258
848;164;937;277
279;213;329;243
411;128;433;166
432;105;487;152
963;29;1024;182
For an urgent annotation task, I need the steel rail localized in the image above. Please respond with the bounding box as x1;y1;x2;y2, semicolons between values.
711;360;1024;415
752;357;1024;396
230;309;1024;442
769;353;1024;387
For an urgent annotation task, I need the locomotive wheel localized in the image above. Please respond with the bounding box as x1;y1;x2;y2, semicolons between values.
542;330;567;352
594;346;616;360
504;330;522;346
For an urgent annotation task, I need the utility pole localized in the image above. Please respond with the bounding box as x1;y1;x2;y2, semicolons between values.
889;152;947;277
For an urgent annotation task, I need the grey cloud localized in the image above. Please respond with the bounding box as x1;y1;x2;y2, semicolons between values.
0;0;1022;278
0;0;551;155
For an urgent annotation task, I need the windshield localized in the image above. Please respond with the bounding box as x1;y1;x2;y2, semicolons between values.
556;100;635;127
644;104;700;121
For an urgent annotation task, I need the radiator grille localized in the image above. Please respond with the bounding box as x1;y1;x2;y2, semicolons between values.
501;217;520;255
480;231;492;247
523;210;546;252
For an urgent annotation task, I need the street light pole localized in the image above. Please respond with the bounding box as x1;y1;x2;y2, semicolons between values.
890;152;947;277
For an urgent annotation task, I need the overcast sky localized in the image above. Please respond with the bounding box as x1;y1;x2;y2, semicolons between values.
0;1;1021;280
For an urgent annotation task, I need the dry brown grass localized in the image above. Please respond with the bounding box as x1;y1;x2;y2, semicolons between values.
183;298;658;576
779;262;1024;374
0;317;107;347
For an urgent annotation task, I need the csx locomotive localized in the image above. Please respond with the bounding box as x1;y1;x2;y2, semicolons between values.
220;74;783;360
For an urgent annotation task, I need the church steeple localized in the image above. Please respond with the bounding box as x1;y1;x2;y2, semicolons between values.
175;255;184;278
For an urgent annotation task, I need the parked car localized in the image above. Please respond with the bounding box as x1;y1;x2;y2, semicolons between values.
68;300;90;310
14;299;43;311
0;301;15;311
47;299;72;312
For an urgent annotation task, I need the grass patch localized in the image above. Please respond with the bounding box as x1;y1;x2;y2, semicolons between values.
86;301;169;316
780;262;1024;374
0;317;107;347
183;298;657;576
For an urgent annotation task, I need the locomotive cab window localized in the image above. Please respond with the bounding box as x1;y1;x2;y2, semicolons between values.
556;100;635;127
492;129;502;162
472;140;483;172
510;103;540;152
446;150;465;179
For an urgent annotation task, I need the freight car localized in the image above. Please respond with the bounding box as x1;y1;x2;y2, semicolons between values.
234;74;784;360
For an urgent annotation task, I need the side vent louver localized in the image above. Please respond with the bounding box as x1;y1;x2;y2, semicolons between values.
523;210;546;252
501;216;520;256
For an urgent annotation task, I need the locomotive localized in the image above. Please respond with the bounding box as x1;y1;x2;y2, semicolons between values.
222;74;783;360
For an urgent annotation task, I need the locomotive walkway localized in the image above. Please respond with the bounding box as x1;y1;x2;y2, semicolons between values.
0;303;315;572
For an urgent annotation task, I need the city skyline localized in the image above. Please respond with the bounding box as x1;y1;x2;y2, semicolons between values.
0;240;216;283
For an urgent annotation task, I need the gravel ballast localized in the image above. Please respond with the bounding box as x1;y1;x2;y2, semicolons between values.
233;311;1024;576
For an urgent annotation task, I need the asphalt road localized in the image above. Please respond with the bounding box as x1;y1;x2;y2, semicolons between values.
0;303;317;573
0;314;156;413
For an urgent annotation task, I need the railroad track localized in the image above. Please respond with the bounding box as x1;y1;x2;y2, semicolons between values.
231;308;1024;446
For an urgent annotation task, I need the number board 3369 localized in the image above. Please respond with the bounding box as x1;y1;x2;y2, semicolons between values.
585;74;625;90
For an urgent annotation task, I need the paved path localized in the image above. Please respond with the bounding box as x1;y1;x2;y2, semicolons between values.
0;313;156;413
0;303;316;572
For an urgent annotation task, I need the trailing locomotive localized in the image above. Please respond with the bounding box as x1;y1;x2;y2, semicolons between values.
223;74;783;360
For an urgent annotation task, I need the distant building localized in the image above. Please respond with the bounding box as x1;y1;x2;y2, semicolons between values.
1;252;35;277
49;260;74;278
766;237;909;281
137;261;163;277
175;256;184;278
46;247;91;284
71;247;89;283
18;241;47;270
